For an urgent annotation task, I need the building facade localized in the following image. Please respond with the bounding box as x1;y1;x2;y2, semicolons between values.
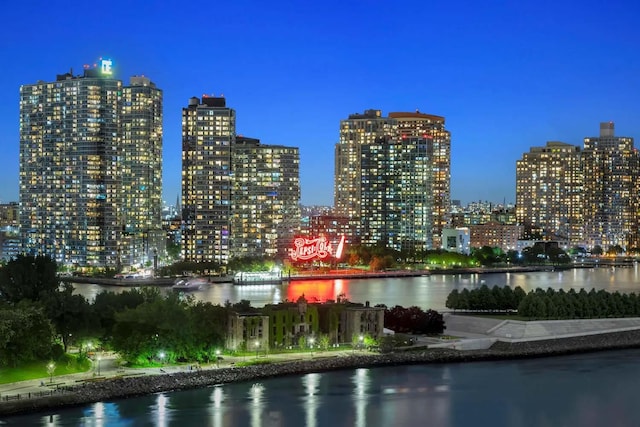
441;228;471;254
334;110;392;222
307;214;355;251
582;123;639;249
515;141;583;244
515;123;640;251
19;61;162;268
120;76;164;266
469;221;523;253
226;312;270;352
260;296;385;349
181;96;235;265
0;203;18;228
181;97;301;264
389;112;451;249
450;202;517;228
334;110;451;253
231;136;300;259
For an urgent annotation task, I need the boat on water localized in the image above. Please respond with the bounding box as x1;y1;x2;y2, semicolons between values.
172;277;208;291
233;271;283;285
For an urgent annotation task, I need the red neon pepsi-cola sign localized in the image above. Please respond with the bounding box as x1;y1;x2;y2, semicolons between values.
289;235;345;261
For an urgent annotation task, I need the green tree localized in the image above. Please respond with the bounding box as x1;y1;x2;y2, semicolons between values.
187;301;228;362
111;292;191;364
0;303;56;367
471;246;504;266
363;334;377;349
491;286;506;310
298;335;307;350
319;334;330;352
42;283;97;351
458;289;470;310
93;288;146;345
517;293;535;317
0;255;59;304
545;296;558;319
513;286;527;308
531;295;547;319
477;285;496;310
445;289;459;310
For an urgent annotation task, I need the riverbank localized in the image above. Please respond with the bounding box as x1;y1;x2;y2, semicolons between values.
63;265;570;288
4;329;640;417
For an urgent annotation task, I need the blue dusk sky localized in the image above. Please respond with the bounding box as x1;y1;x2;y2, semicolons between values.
1;1;639;207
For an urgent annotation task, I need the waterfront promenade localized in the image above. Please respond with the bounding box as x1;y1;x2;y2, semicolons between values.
6;314;640;416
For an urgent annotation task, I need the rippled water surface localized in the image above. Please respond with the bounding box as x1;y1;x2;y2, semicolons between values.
74;265;640;310
6;349;640;427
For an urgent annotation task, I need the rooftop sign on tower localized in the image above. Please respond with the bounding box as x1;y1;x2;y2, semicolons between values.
99;58;113;76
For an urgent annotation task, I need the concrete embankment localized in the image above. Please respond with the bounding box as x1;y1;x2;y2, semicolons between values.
4;329;640;417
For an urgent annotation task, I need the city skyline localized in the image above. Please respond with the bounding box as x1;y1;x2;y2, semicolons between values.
2;1;640;207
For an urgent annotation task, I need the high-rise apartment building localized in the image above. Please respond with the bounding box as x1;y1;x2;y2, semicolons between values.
181;97;301;264
582;122;639;249
360;134;433;251
231;136;300;258
181;96;234;265
334;110;451;253
121;76;164;265
516;141;583;244
335;109;392;224
389;112;451;248
19;60;162;268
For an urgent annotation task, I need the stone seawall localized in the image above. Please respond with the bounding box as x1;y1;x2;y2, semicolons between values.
4;329;640;417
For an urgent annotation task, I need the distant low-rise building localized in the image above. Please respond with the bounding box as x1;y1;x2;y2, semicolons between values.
230;296;386;351
470;221;523;252
0;203;18;228
263;296;319;348
0;227;21;262
226;312;270;352
441;228;470;255
338;301;385;344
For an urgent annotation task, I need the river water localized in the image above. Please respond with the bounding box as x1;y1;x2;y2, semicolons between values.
73;265;640;310
5;348;640;426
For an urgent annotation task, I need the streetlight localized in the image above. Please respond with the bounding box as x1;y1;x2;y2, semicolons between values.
96;354;101;376
359;335;364;351
255;340;260;358
159;351;166;369
309;337;315;357
47;361;56;384
216;349;221;368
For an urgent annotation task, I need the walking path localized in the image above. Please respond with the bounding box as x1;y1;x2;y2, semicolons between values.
0;349;356;401
5;315;640;403
428;314;640;350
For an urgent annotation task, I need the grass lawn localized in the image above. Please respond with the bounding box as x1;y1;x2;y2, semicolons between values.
0;355;91;385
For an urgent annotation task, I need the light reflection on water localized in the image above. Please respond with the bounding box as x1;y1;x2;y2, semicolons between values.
73;265;640;310
11;349;640;426
303;373;319;427
209;386;224;427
